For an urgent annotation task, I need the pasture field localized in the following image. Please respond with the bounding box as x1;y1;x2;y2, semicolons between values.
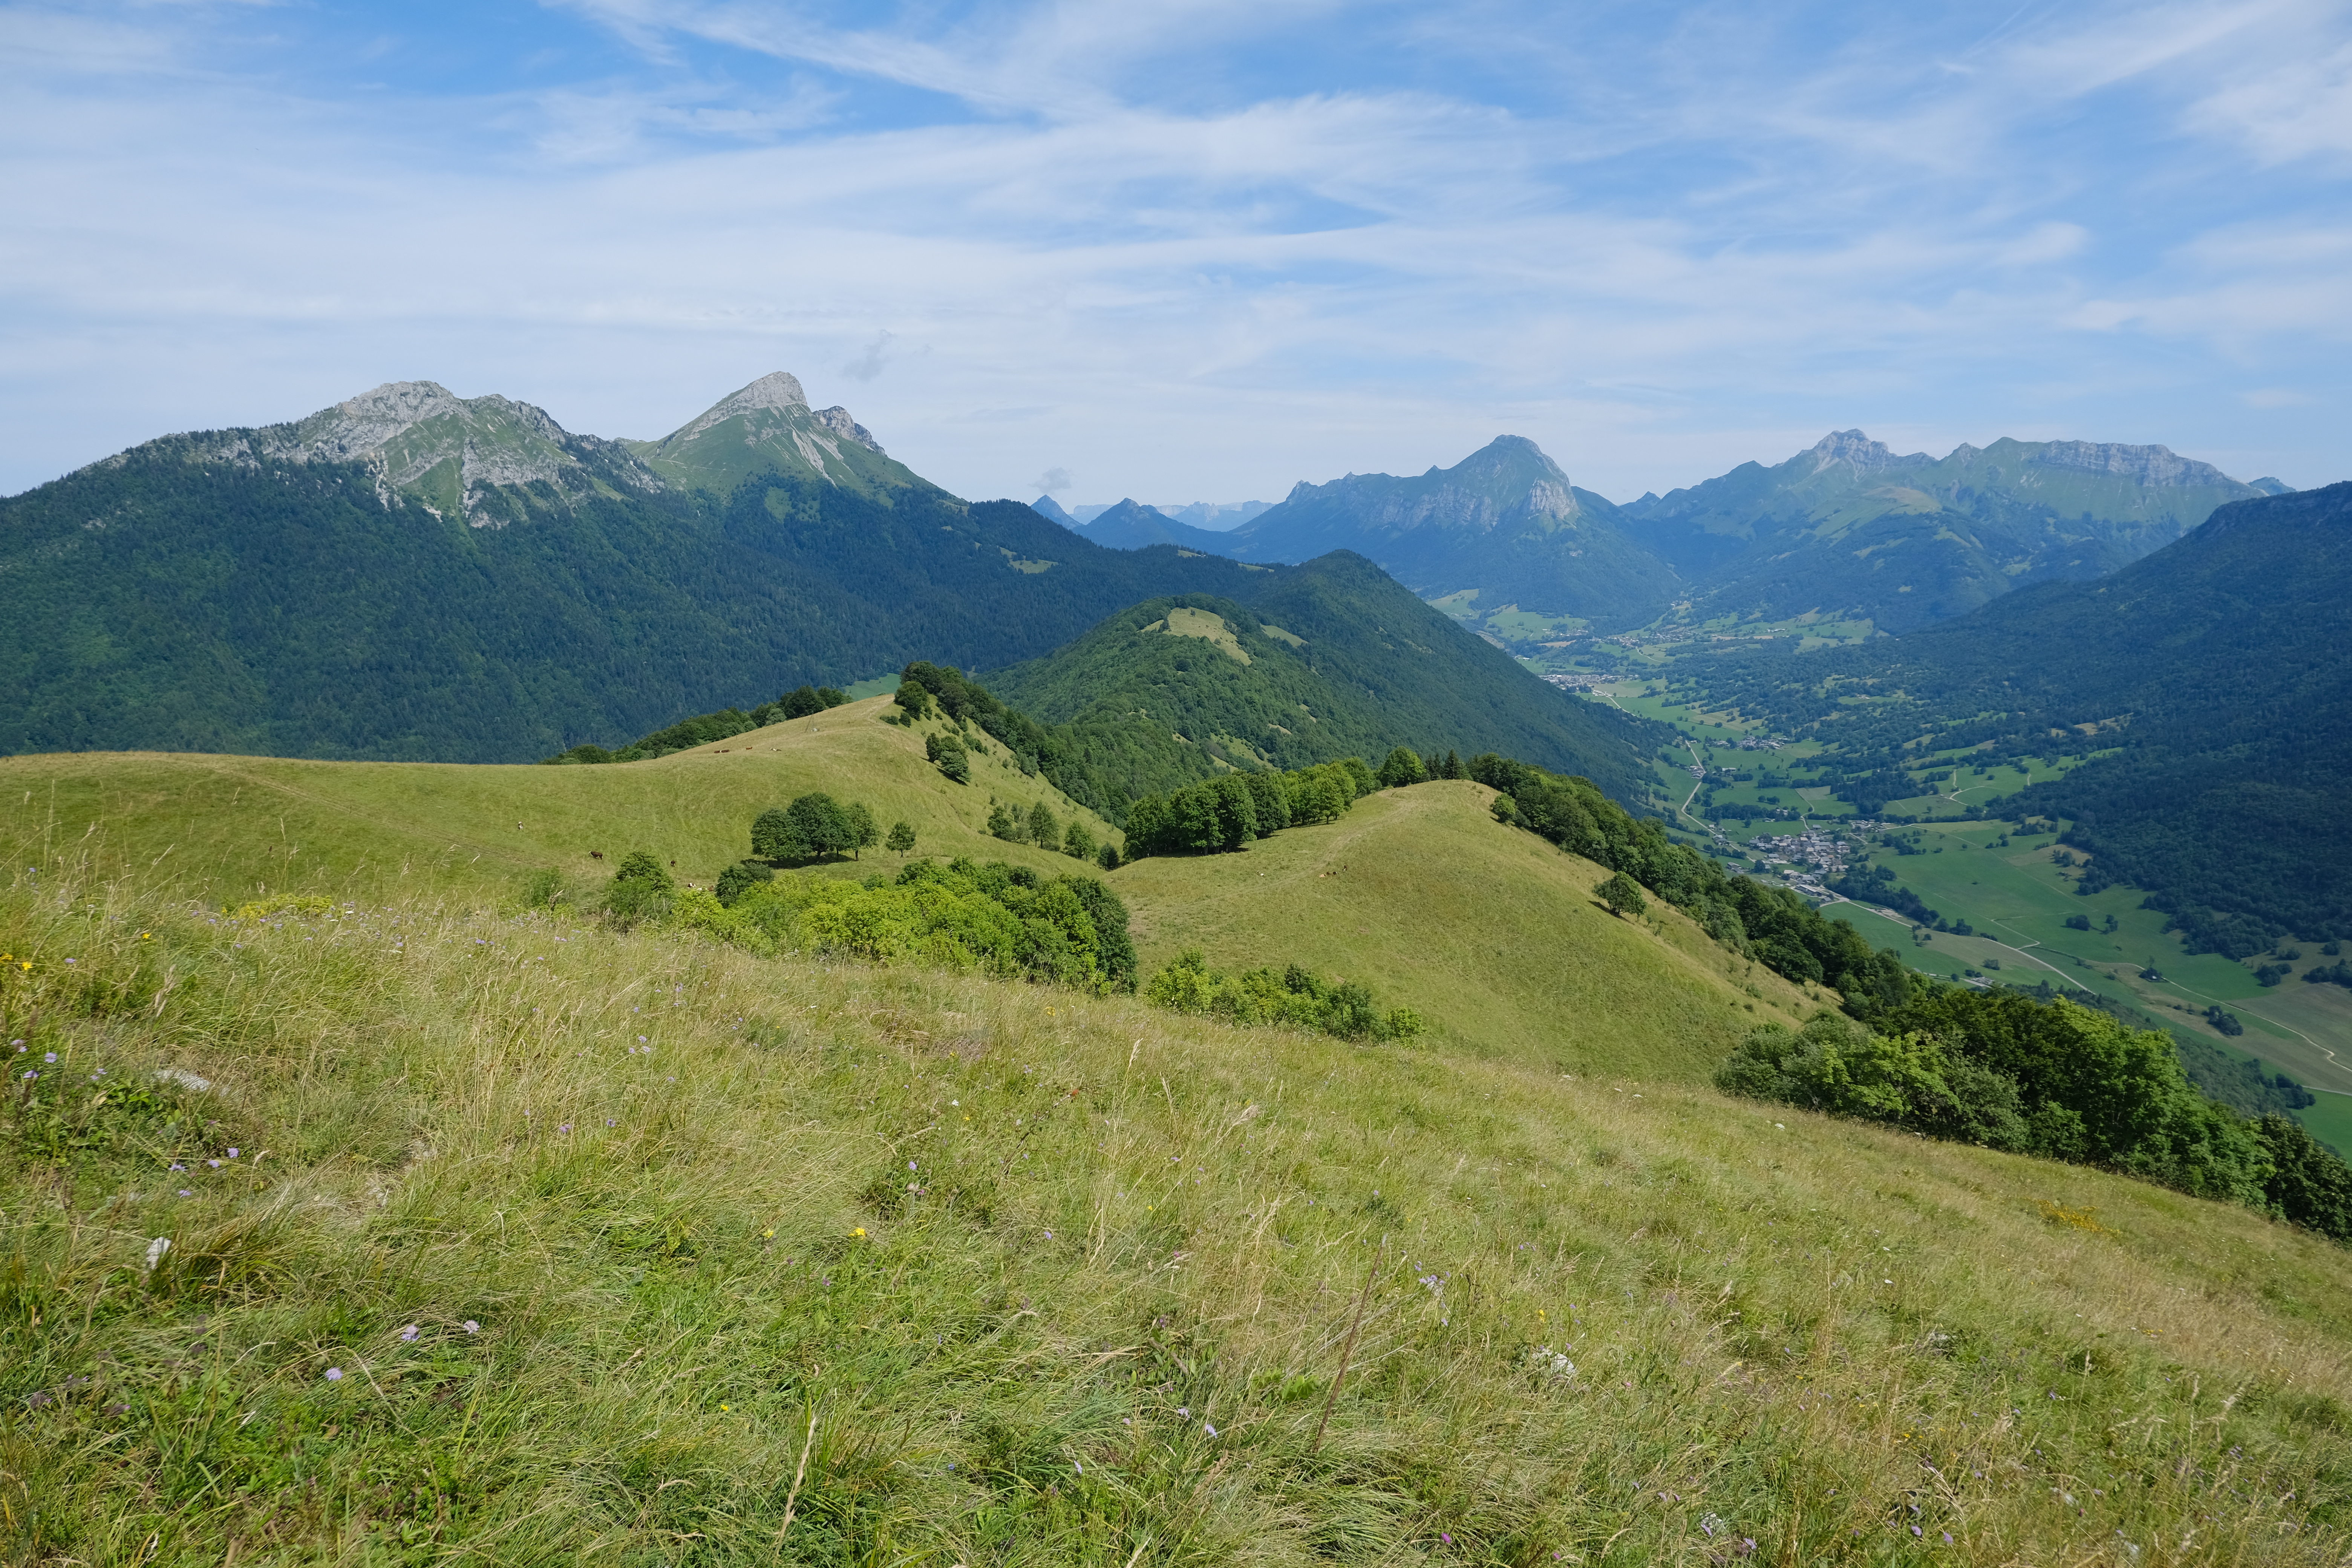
0;729;1807;1096
0;698;1112;909
1842;821;2352;1092
1111;781;1818;1084
7;853;2352;1563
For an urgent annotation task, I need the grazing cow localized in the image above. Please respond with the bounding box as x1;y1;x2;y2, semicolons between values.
590;850;604;861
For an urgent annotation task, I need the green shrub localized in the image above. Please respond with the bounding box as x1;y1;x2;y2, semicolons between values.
1596;872;1647;917
604;851;676;929
676;858;1136;994
1062;820;1096;861
714;860;774;906
926;730;971;784
1145;949;1423;1042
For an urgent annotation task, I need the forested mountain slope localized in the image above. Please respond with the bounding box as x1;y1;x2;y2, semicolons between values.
989;551;1664;806
1623;429;2272;632
0;378;1274;763
1683;482;2352;945
1216;436;1680;626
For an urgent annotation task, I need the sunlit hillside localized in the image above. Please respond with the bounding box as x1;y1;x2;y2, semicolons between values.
0;702;1807;1078
3;861;2347;1562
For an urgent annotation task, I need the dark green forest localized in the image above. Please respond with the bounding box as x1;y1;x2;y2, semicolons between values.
0;444;1273;763
989;554;1663;807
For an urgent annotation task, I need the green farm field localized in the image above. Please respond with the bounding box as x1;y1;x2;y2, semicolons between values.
1838;820;2352;1099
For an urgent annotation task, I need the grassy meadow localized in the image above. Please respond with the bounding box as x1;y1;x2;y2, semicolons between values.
6;851;2352;1563
5;724;2352;1562
0;699;1112;909
1113;781;1817;1084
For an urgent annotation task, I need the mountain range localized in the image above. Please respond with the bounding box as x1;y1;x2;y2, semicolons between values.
1043;429;2288;644
1620;430;2282;634
0;374;1658;796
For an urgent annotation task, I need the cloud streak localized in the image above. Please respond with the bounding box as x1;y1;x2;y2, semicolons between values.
1;0;2346;499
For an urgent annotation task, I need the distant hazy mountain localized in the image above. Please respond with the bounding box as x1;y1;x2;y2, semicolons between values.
1058;498;1241;553
0;376;1280;762
1031;494;1080;526
1066;499;1271;530
989;551;1663;806
1160;499;1271;531
1214;436;1682;628
1698;481;2352;946
1623;430;2271;633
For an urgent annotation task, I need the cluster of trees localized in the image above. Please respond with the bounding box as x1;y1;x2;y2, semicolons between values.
643;853;1135;994
1715;991;2352;1245
893;662;1118;814
1828;862;1944;929
1123;758;1376;857
1374;747;1467;787
544;686;851;765
986;798;1111;866
1473;753;1915;1014
750;792;885;862
1145;949;1424;1042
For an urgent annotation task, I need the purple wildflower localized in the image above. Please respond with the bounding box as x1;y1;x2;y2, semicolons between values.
464;1320;480;1333
399;1325;419;1342
325;1367;344;1381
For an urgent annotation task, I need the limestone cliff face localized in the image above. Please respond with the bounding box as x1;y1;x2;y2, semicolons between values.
1808;429;1932;477
2027;440;2236;488
84;370;913;527
144;380;661;527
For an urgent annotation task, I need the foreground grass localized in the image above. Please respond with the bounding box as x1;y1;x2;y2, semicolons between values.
5;864;2352;1565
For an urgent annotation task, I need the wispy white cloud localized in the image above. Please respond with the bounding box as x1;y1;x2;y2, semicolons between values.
1;0;2347;500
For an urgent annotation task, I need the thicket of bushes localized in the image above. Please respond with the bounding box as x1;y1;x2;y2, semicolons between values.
1717;994;2352;1244
603;851;1136;994
1145;948;1424;1043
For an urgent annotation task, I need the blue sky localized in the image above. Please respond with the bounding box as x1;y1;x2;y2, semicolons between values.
3;0;2347;503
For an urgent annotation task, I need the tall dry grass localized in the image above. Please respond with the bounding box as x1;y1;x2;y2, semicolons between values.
3;852;2350;1565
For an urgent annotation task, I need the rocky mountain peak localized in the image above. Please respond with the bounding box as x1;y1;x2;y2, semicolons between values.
1809;430;1929;475
810;405;884;454
671;372;810;444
